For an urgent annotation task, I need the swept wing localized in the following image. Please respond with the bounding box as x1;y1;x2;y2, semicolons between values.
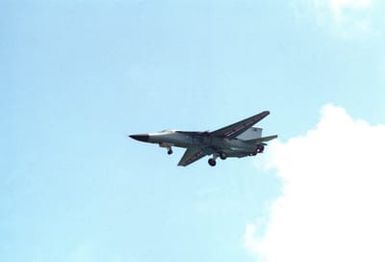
178;147;207;166
178;146;217;166
210;111;270;139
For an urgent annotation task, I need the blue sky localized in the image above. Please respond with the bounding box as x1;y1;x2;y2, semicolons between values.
1;0;384;261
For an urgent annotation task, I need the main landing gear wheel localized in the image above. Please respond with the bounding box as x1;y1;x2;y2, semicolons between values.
167;149;173;155
208;158;216;167
219;153;227;160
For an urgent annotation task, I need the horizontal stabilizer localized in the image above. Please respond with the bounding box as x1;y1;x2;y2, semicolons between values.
245;135;278;144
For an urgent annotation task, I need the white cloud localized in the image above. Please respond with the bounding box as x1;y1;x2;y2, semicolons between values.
244;104;385;262
328;0;374;36
293;0;380;37
329;0;372;21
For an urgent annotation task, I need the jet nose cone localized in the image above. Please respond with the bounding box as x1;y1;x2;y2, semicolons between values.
129;134;150;142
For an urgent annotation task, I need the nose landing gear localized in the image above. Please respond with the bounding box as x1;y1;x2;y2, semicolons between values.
159;143;173;155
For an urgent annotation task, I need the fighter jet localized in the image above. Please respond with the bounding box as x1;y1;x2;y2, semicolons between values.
129;111;277;167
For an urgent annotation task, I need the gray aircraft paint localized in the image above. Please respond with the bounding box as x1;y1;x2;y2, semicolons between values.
130;111;277;167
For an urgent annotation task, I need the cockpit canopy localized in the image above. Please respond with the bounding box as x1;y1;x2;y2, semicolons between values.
160;129;176;133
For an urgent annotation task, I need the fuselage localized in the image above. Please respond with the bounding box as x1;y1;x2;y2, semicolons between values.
129;110;277;166
130;130;258;156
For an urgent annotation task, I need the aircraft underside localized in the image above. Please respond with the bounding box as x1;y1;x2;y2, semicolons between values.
159;139;266;167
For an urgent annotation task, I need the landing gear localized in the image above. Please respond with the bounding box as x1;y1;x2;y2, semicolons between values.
159;143;173;155
208;158;216;167
219;152;227;160
208;153;219;167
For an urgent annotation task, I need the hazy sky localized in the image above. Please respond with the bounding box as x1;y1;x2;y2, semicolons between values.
1;0;385;261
